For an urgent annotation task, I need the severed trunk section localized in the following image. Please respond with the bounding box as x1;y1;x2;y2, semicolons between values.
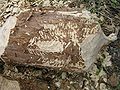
1;8;113;72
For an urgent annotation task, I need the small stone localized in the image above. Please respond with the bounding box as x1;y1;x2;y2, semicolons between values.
103;77;107;83
14;67;18;73
42;0;51;7
58;1;64;6
100;16;104;21
12;7;20;14
55;81;61;88
100;83;108;90
84;87;89;90
84;80;89;86
62;72;67;79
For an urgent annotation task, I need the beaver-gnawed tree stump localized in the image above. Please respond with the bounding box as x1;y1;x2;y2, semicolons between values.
1;8;111;72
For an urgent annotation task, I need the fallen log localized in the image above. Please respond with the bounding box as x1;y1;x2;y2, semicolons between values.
1;8;117;72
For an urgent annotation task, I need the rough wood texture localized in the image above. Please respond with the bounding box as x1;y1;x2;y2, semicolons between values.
0;76;20;90
1;8;110;72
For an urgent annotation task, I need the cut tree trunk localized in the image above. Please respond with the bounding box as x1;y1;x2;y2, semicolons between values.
1;7;112;72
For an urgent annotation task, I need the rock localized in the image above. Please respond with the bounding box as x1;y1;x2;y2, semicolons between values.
0;75;20;90
62;72;67;79
12;7;20;14
100;83;108;90
42;0;51;7
55;81;61;88
58;1;64;7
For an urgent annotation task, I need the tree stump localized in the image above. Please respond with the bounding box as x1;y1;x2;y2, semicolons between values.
1;8;112;72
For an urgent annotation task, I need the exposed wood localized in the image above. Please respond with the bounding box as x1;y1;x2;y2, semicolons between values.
1;8;110;72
